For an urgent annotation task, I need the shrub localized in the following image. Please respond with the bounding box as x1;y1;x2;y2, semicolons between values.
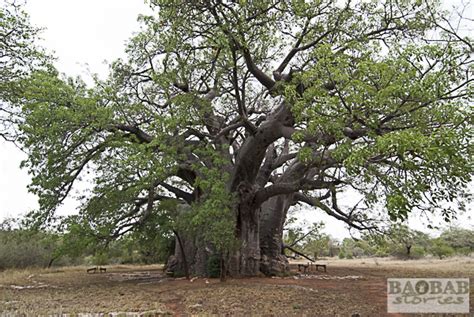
338;250;345;259
410;246;425;259
374;250;388;257
206;254;221;278
430;239;455;259
92;252;109;266
0;230;59;268
456;247;471;256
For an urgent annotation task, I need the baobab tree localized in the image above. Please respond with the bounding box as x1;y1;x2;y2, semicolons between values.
4;0;473;276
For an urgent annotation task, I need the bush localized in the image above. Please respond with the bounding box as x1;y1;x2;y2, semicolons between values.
0;230;59;269
206;254;221;278
374;249;389;257
410;246;425;259
456;247;471;256
338;250;345;259
430;239;455;259
92;252;109;266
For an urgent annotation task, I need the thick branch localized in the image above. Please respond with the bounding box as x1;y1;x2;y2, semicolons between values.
159;182;194;204
113;124;153;143
294;193;375;231
241;48;275;90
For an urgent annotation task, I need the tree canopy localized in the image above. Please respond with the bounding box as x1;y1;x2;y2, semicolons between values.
2;0;473;275
0;0;48;141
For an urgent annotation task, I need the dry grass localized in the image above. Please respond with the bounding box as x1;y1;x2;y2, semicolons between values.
304;256;474;277
0;258;473;316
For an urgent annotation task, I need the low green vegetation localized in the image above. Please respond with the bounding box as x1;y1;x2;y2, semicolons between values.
0;217;174;270
1;215;472;270
284;222;473;261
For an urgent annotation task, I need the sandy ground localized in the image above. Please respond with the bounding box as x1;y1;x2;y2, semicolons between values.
0;257;473;316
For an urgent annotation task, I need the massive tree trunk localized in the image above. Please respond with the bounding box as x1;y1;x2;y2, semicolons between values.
167;105;295;277
167;197;292;277
229;202;261;276
166;231;209;277
259;195;291;275
167;198;263;277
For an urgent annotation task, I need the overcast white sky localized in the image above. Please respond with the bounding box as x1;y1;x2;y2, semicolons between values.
1;0;152;223
0;0;472;240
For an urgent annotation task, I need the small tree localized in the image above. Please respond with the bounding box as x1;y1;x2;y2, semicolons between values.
380;224;430;258
303;233;330;259
430;238;455;259
440;227;474;255
283;222;328;259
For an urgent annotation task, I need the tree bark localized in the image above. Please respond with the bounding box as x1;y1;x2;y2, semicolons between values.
230;202;261;276
47;255;59;269
173;230;189;279
259;195;291;275
167;201;263;277
169;197;293;277
166;231;209;276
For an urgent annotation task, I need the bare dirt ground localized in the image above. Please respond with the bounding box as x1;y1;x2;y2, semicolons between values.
0;257;473;316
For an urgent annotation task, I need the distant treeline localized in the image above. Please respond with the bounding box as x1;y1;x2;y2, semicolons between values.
1;218;472;270
0;218;174;270
284;223;474;261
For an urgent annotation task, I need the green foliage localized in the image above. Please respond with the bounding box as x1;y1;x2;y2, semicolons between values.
284;222;332;258
0;1;50;140
361;226;474;259
92;252;108;266
0;226;62;269
364;224;431;259
338;250;345;259
1;0;472;268
374;249;389;258
206;254;221;278
0;221;174;269
410;246;426;259
430;238;455;259
56;216;99;259
188;165;237;254
440;227;474;254
339;238;361;259
57;211;175;265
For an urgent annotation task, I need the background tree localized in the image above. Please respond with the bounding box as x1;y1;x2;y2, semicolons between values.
6;0;473;276
386;224;430;258
439;226;474;255
283;221;328;260
302;231;330;260
430;238;455;259
0;217;64;269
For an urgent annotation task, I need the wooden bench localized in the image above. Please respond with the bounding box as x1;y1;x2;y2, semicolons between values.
297;263;309;273
86;266;106;274
298;263;327;273
315;264;327;272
